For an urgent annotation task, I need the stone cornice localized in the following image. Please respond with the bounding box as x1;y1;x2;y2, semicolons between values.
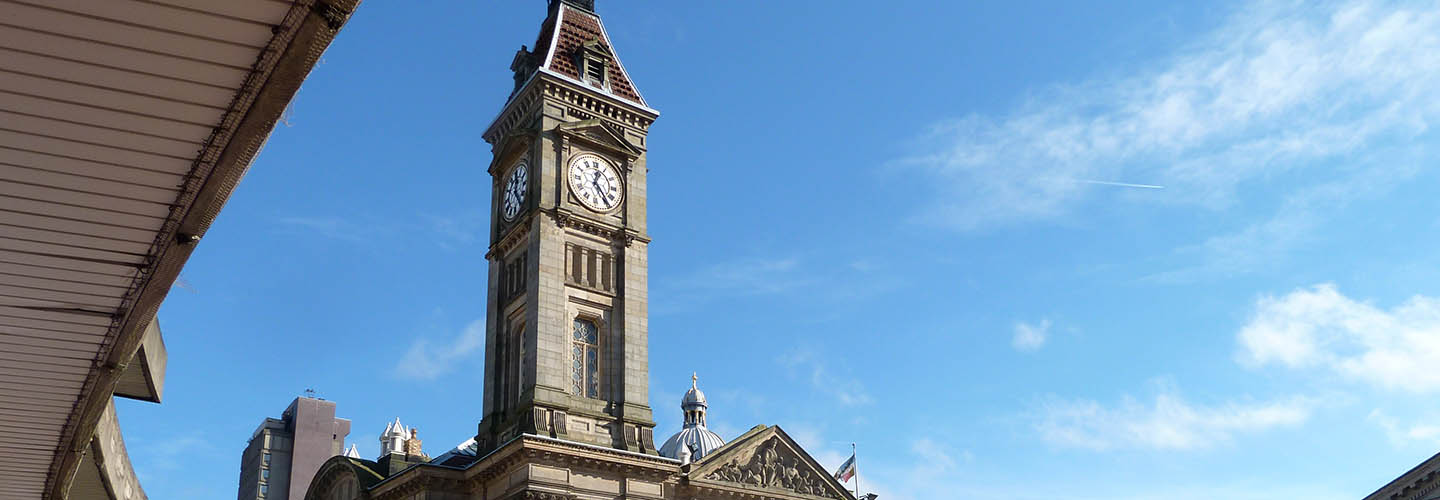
487;220;532;260
551;209;649;247
369;464;470;500
443;434;680;492
540;71;657;129
485;72;655;147
516;434;677;478
484;77;545;144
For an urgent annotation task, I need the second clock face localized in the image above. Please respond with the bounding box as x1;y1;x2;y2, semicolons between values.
502;160;527;221
567;153;622;212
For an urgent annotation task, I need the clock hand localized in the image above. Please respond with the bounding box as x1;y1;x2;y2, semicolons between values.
591;181;607;206
586;170;605;203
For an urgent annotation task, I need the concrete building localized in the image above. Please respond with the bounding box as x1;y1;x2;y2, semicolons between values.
303;2;857;499
239;397;352;500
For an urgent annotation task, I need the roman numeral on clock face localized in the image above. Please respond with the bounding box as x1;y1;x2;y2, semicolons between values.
568;154;622;212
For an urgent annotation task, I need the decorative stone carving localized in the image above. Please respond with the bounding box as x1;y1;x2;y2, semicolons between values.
488;222;530;260
551;410;568;436
704;437;842;499
640;427;655;452
483;88;543;143
531;407;549;433
519;491;571;500
544;81;654;130
552;210;620;240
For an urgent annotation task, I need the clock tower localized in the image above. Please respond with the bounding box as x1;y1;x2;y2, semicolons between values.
476;0;660;456
305;4;863;499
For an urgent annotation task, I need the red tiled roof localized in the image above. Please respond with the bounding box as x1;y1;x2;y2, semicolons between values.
536;4;645;106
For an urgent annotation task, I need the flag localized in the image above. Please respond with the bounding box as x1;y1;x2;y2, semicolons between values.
833;453;856;482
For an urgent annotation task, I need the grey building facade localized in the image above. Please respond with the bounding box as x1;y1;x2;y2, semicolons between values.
239;397;351;500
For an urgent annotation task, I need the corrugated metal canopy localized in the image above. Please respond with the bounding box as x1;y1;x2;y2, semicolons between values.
0;0;360;498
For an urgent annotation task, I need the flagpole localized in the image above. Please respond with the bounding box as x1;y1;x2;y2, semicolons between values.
852;442;860;499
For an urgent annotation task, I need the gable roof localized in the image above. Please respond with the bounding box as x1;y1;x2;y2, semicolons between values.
1364;449;1440;500
528;2;648;107
687;425;855;500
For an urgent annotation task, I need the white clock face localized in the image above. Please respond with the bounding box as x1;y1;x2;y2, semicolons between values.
502;160;528;221
567;154;622;212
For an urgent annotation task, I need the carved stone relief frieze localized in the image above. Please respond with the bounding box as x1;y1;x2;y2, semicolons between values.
703;437;843;499
518;490;572;500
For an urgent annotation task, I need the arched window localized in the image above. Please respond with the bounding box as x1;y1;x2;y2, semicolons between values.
572;318;600;398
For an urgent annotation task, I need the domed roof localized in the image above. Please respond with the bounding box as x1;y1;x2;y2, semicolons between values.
681;372;707;408
660;373;725;461
659;425;725;461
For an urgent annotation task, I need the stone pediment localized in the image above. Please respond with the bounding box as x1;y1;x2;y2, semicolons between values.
556;119;642;158
687;425;852;500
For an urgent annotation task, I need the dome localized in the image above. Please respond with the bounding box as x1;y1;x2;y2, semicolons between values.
660;373;725;461
682;382;707;407
659;425;725;461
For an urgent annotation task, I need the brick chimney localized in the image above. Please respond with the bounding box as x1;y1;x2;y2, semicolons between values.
404;428;424;457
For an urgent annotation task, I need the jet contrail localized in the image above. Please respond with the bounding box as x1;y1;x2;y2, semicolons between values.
1077;179;1165;189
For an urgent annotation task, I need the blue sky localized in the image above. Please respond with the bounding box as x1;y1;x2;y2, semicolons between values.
116;1;1440;498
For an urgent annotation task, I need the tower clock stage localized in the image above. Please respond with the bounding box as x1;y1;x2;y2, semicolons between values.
305;2;855;499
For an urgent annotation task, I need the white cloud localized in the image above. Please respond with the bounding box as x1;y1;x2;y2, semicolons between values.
1369;409;1440;447
904;0;1440;229
910;438;961;474
1012;319;1051;352
779;347;872;407
395;319;486;380
1146;157;1419;283
1035;381;1312;451
1238;283;1440;393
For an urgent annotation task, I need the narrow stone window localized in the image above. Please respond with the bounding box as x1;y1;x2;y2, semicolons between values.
571;318;600;398
497;318;525;414
512;319;526;401
570;244;584;283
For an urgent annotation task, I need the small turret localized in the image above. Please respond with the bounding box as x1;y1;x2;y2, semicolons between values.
659;373;726;461
379;417;407;458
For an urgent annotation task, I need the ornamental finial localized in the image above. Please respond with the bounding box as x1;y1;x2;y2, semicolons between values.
692;372;698;389
550;0;596;13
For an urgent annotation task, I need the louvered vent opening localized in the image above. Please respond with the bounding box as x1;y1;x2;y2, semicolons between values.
585;56;606;85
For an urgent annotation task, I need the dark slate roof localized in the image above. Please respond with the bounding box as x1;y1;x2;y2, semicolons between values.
521;2;647;108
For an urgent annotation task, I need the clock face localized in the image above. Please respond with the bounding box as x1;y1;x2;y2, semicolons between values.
501;160;528;221
567;153;622;212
